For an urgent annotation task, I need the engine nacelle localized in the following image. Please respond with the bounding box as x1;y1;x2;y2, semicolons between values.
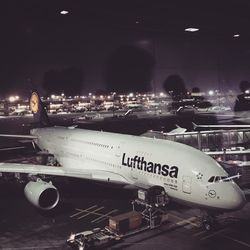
24;179;59;210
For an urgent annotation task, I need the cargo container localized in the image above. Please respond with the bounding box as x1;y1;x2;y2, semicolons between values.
109;211;142;233
137;186;168;206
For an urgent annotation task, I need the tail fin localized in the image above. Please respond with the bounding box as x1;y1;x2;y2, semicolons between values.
30;91;50;127
192;122;198;130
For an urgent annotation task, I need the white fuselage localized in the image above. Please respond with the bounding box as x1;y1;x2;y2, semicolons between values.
31;127;246;212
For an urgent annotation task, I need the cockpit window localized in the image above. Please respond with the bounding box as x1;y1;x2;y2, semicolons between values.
208;176;231;183
214;176;220;182
208;176;215;182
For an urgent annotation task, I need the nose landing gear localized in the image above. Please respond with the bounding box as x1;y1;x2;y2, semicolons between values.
200;211;217;231
202;216;215;231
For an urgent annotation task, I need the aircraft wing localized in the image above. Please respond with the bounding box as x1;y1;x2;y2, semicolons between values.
0;162;129;184
0;146;26;151
0;134;37;139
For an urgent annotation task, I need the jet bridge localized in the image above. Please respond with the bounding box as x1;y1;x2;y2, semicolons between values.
144;128;250;151
143;129;250;186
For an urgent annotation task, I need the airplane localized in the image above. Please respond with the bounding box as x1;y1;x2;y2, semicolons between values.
167;125;187;134
9;108;32;117
0;91;247;231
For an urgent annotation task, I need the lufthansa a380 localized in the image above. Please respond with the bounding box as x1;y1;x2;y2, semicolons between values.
0;91;246;231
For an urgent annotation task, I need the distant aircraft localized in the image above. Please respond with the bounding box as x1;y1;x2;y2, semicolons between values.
9;108;32;117
167;125;187;134
0;91;246;231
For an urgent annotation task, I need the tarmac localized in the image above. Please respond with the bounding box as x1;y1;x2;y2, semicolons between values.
0;112;250;250
0;175;250;250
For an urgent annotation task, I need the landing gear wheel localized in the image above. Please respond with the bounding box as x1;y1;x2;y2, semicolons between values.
202;220;212;231
202;216;215;231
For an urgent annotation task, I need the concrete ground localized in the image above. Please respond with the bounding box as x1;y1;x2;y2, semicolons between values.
0;177;250;250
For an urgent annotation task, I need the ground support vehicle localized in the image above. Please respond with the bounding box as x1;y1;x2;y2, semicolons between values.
66;186;169;249
66;227;121;250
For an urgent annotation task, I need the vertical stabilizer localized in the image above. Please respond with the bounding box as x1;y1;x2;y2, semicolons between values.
30;91;50;127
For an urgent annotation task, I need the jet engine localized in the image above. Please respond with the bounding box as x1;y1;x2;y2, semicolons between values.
24;179;59;210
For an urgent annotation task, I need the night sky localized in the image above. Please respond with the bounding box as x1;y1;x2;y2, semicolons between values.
1;0;250;96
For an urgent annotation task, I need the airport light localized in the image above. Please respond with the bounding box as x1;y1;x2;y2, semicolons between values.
60;10;69;15
51;94;56;99
245;90;250;94
61;93;64;97
208;90;214;96
185;27;199;32
129;93;134;97
9;96;16;102
159;92;164;97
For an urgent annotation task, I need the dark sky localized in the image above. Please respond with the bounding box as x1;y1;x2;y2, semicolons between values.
1;0;250;96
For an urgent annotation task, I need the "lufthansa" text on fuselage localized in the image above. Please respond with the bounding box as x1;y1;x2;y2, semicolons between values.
122;153;178;178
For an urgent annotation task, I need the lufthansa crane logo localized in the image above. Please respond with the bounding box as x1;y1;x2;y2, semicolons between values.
30;92;39;114
208;190;216;198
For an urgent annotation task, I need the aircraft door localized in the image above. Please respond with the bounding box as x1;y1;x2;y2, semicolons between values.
131;165;138;181
182;176;192;194
115;142;124;158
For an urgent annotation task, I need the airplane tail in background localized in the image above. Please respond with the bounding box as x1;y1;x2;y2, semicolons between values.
30;91;50;127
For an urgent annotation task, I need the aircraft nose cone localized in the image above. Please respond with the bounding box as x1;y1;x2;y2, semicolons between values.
231;185;246;210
